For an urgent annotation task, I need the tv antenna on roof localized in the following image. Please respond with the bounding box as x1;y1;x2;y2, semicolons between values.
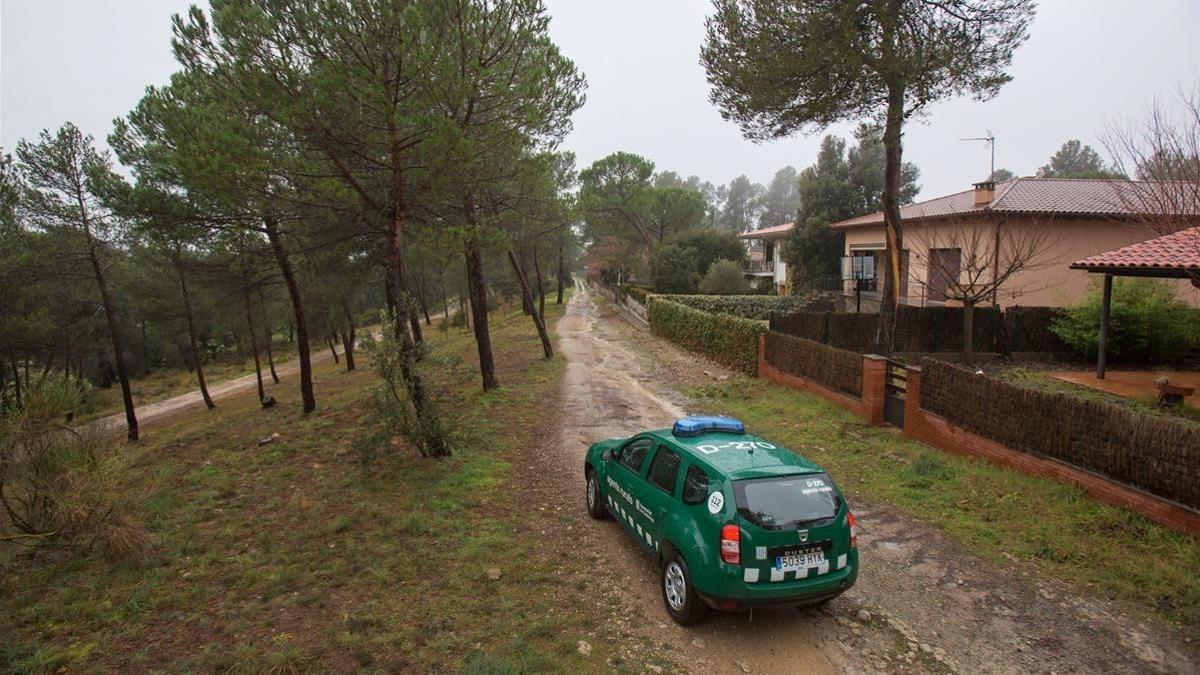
961;130;995;180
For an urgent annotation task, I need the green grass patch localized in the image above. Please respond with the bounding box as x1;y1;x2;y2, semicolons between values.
691;377;1200;629
1;302;622;672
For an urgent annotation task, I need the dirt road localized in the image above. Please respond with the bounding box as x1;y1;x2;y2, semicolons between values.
530;280;1197;674
92;327;385;434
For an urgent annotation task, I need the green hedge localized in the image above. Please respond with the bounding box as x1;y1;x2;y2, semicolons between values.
920;358;1200;510
657;294;804;321
619;285;651;305
648;298;764;374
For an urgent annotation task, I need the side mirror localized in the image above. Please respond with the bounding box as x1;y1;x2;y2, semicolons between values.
602;449;613;462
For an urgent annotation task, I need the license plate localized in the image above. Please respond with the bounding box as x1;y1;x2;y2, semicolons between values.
775;546;826;571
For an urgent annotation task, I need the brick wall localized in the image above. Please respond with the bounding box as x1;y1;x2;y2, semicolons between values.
757;334;1200;537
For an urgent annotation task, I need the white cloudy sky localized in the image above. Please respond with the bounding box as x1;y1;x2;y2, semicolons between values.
3;0;1198;201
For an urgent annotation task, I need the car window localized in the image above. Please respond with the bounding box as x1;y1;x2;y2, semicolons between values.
646;447;681;494
617;438;653;475
682;465;709;505
732;473;839;530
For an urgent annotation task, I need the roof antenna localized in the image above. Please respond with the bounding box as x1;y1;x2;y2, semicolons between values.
961;130;995;180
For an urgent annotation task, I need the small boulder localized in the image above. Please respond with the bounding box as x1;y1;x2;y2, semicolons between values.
485;568;502;581
258;432;281;447
577;640;592;656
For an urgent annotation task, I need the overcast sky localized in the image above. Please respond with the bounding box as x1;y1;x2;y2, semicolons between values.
3;0;1198;203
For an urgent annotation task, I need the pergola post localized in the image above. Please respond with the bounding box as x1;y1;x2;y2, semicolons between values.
1096;273;1113;380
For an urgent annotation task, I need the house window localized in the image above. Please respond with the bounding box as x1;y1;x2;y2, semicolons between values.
850;251;877;291
927;248;962;302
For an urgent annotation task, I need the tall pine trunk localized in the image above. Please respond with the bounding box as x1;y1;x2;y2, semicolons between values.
327;335;339;364
556;230;565;305
243;281;266;403
383;135;446;455
263;214;316;413
873;0;906;356
176;256;214;410
464;232;498;390
341;321;356;372
260;293;280;384
533;245;546;323
507;249;553;359
88;241;137;440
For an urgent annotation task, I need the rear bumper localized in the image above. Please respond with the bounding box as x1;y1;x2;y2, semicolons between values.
697;563;857;610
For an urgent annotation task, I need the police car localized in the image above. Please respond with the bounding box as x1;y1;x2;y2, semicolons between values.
584;416;859;624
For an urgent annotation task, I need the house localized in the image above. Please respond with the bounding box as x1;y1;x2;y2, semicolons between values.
829;177;1200;308
738;222;794;294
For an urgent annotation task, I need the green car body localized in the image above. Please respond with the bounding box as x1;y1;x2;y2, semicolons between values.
583;417;859;623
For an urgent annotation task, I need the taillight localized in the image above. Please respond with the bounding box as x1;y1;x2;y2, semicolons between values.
720;524;741;565
848;512;859;549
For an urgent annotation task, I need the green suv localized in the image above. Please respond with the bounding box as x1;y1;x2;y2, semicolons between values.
584;416;859;624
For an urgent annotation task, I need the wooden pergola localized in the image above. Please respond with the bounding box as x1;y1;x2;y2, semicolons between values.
1070;227;1200;378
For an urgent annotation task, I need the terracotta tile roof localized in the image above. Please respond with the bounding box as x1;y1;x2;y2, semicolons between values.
738;222;795;239
1070;227;1200;274
830;178;1200;229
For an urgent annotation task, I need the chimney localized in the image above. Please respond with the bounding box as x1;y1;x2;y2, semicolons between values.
972;180;995;206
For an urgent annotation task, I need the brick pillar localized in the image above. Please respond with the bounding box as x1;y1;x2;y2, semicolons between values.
904;365;923;438
861;354;887;425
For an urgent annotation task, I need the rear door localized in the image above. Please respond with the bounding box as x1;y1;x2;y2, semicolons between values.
640;444;684;550
732;473;850;583
607;437;654;546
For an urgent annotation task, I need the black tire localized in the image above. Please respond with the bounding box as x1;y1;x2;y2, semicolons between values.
661;549;707;625
585;469;607;520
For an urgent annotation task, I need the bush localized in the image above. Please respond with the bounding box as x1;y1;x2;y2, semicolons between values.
1052;278;1200;363
648;298;764;374
661;294;805;320
0;378;148;558
698;259;751;295
649;243;700;293
618;285;651;305
650;229;747;294
355;317;447;463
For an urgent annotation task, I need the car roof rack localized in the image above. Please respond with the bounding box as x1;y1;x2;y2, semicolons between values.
671;416;745;437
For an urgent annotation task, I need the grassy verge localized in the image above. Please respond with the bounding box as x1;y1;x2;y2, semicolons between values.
2;300;617;672
690;378;1200;630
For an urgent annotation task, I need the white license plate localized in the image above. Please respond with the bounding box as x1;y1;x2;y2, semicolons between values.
775;548;826;571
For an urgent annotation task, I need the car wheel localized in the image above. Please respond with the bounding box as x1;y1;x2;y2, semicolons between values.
661;550;707;625
586;469;607;520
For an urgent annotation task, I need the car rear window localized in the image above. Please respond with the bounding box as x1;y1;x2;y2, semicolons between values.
732;474;839;530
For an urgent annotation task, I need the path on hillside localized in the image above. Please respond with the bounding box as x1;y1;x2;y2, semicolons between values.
93;326;388;434
528;279;1197;674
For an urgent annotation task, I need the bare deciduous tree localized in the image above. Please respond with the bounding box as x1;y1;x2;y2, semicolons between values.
1103;87;1200;241
907;218;1059;362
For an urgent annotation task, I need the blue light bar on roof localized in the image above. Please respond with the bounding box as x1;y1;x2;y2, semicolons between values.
672;416;745;437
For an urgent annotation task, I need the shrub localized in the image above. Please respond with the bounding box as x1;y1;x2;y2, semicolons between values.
649;243;700;293
617;284;651;305
354;317;447;463
698;259;751;295
648;298;764;374
661;294;805;320
0;378;149;558
651;229;747;293
1052;278;1200;364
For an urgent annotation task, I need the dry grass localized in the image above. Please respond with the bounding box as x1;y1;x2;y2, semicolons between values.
1;300;639;672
